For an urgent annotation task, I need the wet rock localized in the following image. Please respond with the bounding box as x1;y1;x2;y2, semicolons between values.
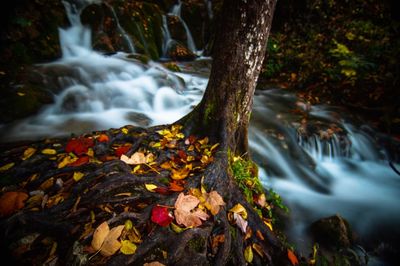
309;214;354;249
167;41;197;61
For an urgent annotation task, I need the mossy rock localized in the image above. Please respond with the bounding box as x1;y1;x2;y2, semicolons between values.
309;214;355;249
167;41;197;61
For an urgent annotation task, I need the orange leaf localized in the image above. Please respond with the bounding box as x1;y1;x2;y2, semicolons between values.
0;191;28;217
171;167;190;180
169;181;184;192
287;249;299;266
97;134;110;142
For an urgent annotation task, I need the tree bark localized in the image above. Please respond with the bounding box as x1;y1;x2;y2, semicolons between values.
182;0;276;156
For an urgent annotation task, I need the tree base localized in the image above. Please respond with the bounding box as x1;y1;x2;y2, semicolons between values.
0;124;290;265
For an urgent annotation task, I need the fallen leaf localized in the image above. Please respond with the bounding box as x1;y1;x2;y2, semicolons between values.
42;149;57;155
100;225;124;256
115;145;131;157
0;191;28;217
91;221;110;251
252;243;265;258
175;193;199;212
68;156;90;167
145;184;158;192
169;181;184;192
0;162;14;172
97;134;109;142
151;206;173;227
22;147;36;160
287;249;299;266
143;262;166;266
204;191;225;215
229;203;248;219
73;172;85;182
210;234;225;252
120;152;153;165
244;245;253;263
65;137;94;156
174;193;209;227
233;213;248;233
121;128;129;134
171;167;190;180
58;155;78;168
120;240;137;255
255;193;266;207
170;222;186;233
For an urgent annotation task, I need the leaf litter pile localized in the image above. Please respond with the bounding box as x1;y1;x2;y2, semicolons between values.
0;124;295;265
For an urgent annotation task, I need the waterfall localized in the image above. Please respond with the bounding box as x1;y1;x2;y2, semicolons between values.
105;3;136;53
59;1;92;58
161;15;174;57
170;0;197;53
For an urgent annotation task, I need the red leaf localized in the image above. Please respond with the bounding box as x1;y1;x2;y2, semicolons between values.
154;187;173;195
178;150;187;161
69;156;90;167
115;145;131;157
151;206;173;227
65;137;94;156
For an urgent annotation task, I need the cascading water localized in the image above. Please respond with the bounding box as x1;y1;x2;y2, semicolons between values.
170;0;197;53
1;1;399;264
105;3;136;53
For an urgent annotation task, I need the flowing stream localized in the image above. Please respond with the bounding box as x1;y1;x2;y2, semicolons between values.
1;1;399;263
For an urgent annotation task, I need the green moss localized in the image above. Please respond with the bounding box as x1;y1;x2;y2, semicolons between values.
187;236;205;253
231;157;263;204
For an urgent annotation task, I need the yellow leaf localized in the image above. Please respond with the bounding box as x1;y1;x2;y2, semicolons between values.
263;219;273;231
58;155;78;168
100;225;124;256
17;92;26;96
244;245;253;263
122;128;129;134
22;147;36;160
120;240;137;255
170;222;186;233
171;167;190;180
124;220;133;230
42;149;57;155
91;221;110;251
115;192;132;197
145;184;158;192
229;203;248;219
0;162;15;172
73;172;85;182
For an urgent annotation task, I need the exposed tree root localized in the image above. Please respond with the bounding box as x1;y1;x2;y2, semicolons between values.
0;124;290;265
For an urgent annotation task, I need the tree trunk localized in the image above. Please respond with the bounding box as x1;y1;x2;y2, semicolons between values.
182;0;276;156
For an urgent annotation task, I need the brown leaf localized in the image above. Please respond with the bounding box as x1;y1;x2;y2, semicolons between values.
174;193;209;227
91;221;110;251
0;191;28;217
143;262;166;266
100;225;124;256
204;191;225;215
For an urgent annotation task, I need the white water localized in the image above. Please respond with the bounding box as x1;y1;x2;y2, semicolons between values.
170;0;197;53
105;2;136;53
1;1;400;260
